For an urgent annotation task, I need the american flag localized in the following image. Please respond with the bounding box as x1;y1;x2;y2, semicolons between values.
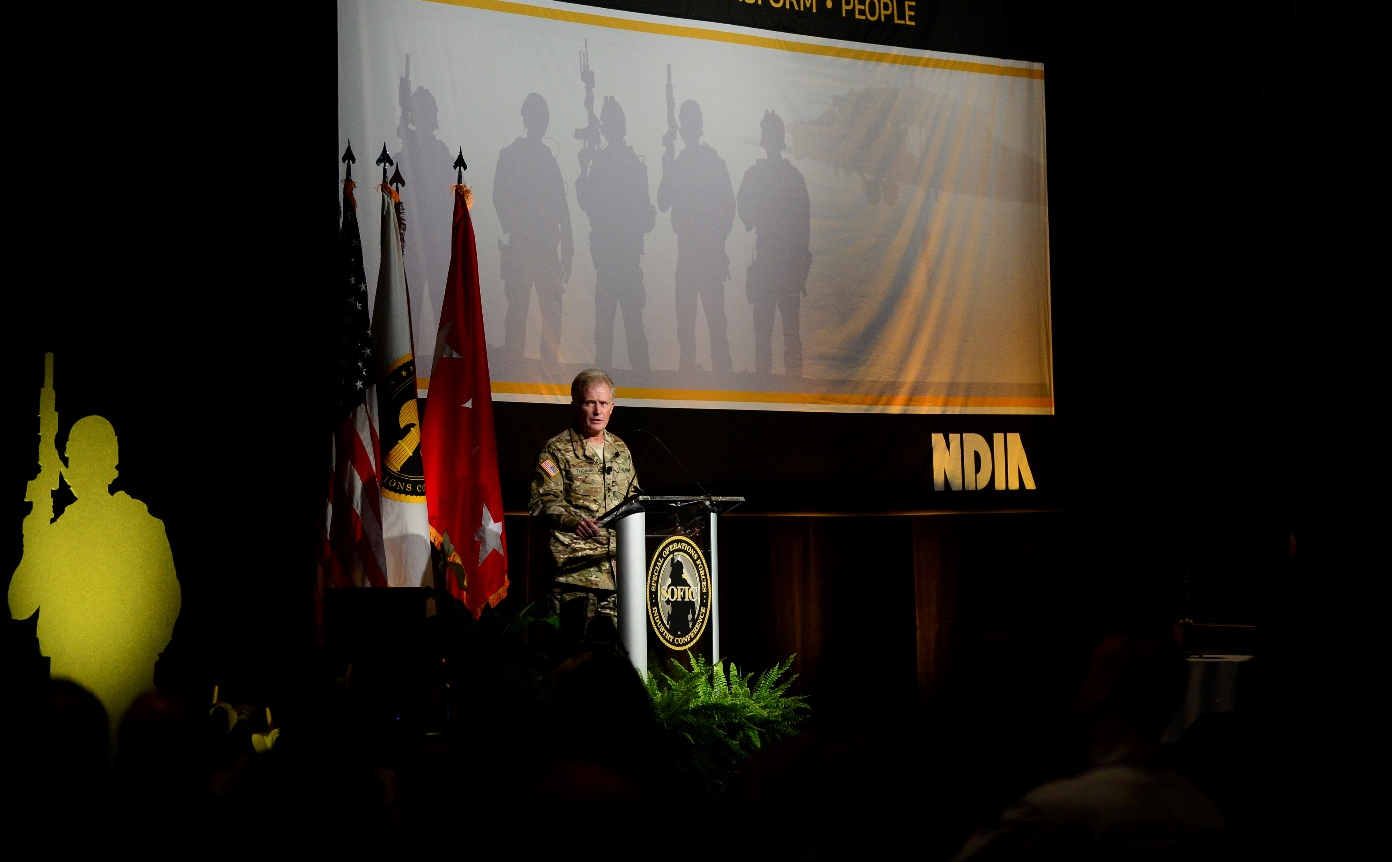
317;170;387;636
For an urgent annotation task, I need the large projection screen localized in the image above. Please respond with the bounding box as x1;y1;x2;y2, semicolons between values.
338;0;1051;417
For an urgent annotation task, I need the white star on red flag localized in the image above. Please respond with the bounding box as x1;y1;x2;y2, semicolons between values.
475;504;504;564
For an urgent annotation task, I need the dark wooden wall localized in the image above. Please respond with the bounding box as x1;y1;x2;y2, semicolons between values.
504;508;1111;707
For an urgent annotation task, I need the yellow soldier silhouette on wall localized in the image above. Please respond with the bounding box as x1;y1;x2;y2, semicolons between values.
8;354;181;734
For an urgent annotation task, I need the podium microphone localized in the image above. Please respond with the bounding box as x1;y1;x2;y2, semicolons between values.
638;428;713;500
597;434;644;527
619;434;647;502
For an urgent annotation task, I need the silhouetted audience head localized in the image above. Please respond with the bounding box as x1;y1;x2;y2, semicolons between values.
5;678;111;840
47;676;111;773
112;689;213;838
544;649;660;769
1072;623;1189;749
948;622;1229;862
533;650;677;822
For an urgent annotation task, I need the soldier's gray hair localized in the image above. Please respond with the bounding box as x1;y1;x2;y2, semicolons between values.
571;368;615;402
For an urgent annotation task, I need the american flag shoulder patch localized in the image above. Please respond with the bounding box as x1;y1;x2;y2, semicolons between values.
541;458;558;477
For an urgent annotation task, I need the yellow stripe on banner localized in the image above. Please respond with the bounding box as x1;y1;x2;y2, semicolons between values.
423;0;1045;80
487;380;572;399
482;379;1052;412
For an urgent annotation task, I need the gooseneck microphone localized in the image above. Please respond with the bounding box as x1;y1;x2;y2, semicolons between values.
598;429;648;527
639;427;712;498
619;430;652;502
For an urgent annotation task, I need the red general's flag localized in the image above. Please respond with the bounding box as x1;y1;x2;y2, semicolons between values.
421;180;509;617
317;171;388;638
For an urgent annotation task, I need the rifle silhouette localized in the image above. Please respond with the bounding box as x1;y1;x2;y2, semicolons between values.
24;352;60;527
398;54;413;141
574;40;600;174
663;63;678;164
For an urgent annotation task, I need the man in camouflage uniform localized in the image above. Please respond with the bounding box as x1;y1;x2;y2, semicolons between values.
529;368;641;658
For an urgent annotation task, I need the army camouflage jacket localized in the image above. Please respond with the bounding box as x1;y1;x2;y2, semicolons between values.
528;428;641;589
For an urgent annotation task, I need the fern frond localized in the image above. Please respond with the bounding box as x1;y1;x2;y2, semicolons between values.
645;652;810;803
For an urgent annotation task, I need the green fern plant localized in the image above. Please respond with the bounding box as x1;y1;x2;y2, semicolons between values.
644;652;810;802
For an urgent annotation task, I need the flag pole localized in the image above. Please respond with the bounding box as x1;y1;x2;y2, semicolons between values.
376;143;393;182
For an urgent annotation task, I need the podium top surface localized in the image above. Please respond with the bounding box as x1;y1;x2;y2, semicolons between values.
598;494;744;525
636;495;745;505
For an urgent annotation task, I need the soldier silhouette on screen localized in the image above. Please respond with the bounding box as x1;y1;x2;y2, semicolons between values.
495;92;575;369
394;56;454;363
737;110;812;377
657;98;735;375
575;97;655;373
8;413;182;742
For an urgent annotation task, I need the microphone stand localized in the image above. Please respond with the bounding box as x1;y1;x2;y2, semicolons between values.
598;433;647;527
645;429;714;500
643;429;712;538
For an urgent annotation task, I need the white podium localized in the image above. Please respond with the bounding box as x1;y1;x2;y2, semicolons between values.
599;495;743;678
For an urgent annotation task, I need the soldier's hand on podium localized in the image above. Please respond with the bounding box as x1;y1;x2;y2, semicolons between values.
576;517;603;538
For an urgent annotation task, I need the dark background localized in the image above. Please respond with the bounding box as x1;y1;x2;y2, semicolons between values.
4;2;1376;718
